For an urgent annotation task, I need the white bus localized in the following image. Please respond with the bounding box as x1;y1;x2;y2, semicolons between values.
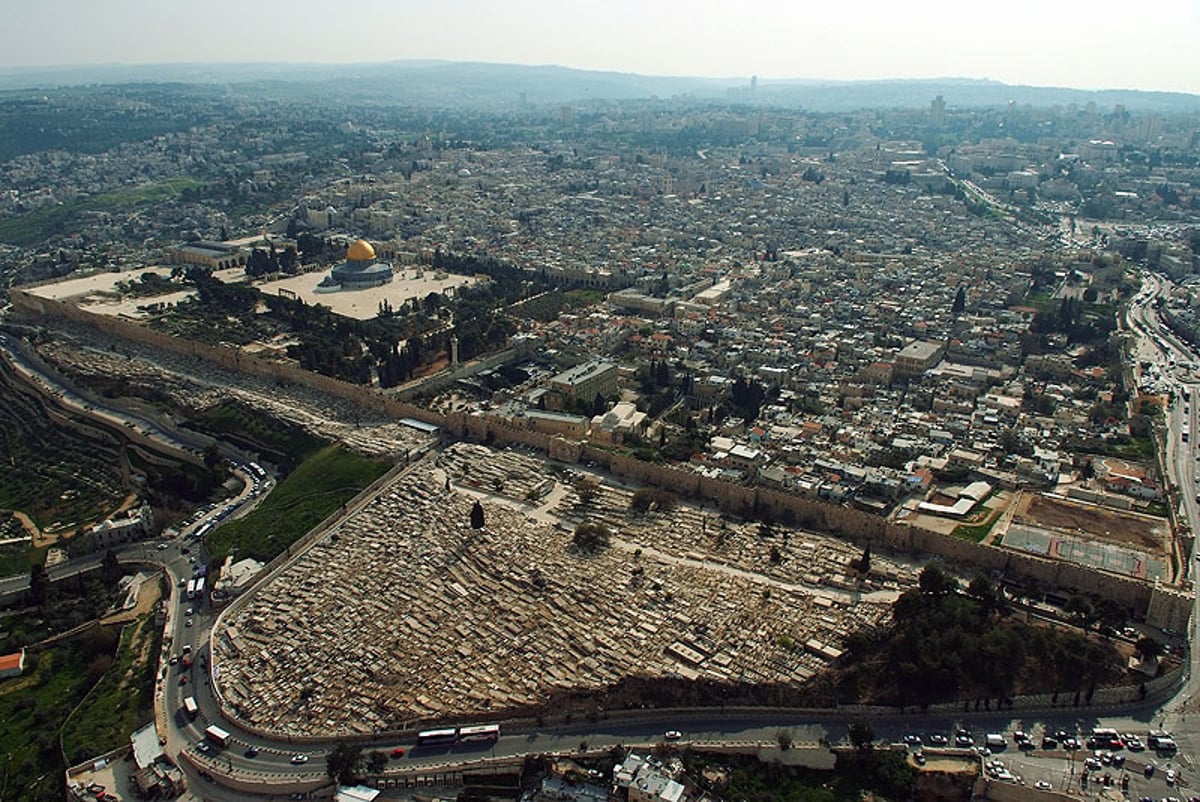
205;724;231;747
457;724;501;742
415;728;459;746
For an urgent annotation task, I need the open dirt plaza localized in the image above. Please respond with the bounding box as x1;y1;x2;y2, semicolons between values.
1015;494;1167;552
25;263;480;323
255;266;479;321
1003;493;1172;582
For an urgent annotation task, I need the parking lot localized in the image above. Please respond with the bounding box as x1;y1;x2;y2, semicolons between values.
899;724;1192;800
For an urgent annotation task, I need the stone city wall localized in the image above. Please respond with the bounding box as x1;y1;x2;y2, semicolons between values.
11;289;442;434
392;348;519;402
13;287;1190;630
570;443;1189;624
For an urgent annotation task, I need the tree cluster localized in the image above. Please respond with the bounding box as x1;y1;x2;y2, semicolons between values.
728;375;767;422
1031;296;1116;344
325;741;363;785
572;522;610;553
840;566;1121;706
243;243;298;277
630;487;677;514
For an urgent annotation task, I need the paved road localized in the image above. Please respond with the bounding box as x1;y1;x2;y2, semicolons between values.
8;291;1200;797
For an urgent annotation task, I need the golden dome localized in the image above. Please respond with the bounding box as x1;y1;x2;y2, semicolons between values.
346;239;376;261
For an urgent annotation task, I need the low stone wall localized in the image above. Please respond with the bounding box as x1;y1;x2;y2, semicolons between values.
178;750;333;796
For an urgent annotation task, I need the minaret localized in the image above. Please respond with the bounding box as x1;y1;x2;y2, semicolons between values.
451;336;459;366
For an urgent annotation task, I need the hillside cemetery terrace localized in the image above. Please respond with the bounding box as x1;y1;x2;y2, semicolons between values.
33;321;434;460
211;443;914;737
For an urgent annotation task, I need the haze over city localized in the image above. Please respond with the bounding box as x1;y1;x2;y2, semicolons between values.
2;0;1199;94
3;0;1200;797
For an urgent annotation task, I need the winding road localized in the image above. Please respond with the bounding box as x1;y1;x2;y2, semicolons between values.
5;282;1200;800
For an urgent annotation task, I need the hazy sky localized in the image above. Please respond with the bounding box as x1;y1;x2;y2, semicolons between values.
3;0;1198;94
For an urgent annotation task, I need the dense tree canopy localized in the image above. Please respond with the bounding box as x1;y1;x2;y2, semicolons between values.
839;566;1122;706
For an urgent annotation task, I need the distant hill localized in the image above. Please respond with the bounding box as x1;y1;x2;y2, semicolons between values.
752;77;1200;114
0;60;1197;113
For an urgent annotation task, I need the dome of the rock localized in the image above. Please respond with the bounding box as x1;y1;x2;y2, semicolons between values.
347;239;376;262
316;238;394;292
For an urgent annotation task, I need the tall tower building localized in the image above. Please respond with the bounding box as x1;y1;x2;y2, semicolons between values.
930;95;946;127
750;75;757;97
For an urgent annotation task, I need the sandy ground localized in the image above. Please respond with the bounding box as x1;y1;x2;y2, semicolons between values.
23;266;175;301
1015;493;1167;554
101;573;162;626
256;267;478;320
25;260;479;324
12;510;49;546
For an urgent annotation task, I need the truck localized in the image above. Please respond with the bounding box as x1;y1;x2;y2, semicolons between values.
182;697;199;719
204;724;231;747
985;733;1006;751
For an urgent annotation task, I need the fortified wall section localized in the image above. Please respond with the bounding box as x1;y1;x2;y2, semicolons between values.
392;347;518;401
584;446;1193;626
12;288;1192;628
11;289;445;437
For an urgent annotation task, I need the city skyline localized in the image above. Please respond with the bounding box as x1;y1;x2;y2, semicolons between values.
2;0;1198;95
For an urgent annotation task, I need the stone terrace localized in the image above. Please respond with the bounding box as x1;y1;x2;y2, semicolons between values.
212;443;907;737
35;322;432;460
